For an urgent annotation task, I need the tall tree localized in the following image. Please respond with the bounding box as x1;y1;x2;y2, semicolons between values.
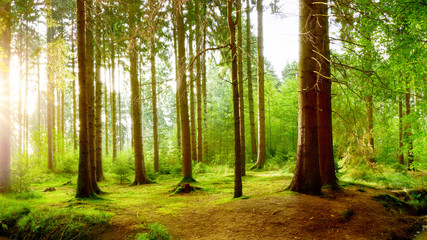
288;0;321;195
95;1;104;181
251;0;266;169
150;0;160;172
405;85;413;170
72;19;77;151
195;0;203;163
237;0;246;175
129;0;150;185
176;0;194;183
46;0;55;170
246;0;257;163
110;23;117;161
228;0;243;198
365;94;375;164
173;25;181;154
0;0;11;193
189;12;197;162
76;0;95;198
398;95;404;165
315;0;337;188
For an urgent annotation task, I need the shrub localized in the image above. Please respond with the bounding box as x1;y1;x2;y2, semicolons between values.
135;223;172;240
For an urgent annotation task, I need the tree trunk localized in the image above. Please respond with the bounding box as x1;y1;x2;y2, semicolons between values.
251;0;266;169
72;19;77;151
195;0;203;163
86;0;101;193
0;1;11;193
189;18;197;162
237;0;246;176
202;18;208;162
111;29;117;161
104;32;109;156
129;0;150;185
173;25;181;154
176;0;194;183
76;0;95;198
365;95;375;164
398;96;404;165
405;86;413;170
95;2;104;182
288;0;321;196
228;0;243;198
47;1;55;170
246;0;257;163
315;0;337;188
150;0;160;172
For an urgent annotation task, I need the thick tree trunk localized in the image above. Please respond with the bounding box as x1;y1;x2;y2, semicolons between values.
176;0;194;183
288;0;321;196
129;0;150;185
228;0;243;198
365;95;375;164
246;0;257;163
86;0;101;194
189;20;197;162
76;0;95;198
251;0;267;169
237;0;246;176
0;1;11;193
315;0;337;188
398;96;404;165
95;2;104;182
195;0;203;163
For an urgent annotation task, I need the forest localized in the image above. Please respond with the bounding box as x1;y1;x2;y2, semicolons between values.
0;0;426;239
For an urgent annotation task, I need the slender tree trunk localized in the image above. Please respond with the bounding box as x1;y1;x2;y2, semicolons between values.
195;0;203;163
111;30;117;161
237;0;246;175
316;0;337;188
173;26;181;153
129;0;150;185
72;19;77;151
365;95;375;164
251;0;266;169
288;0;321;196
19;25;22;155
104;33;109;156
246;0;256;163
38;58;41;130
228;0;243;198
0;1;11;193
118;63;122;151
25;14;29;158
86;0;101;193
405;86;413;170
398;96;404;165
47;2;55;170
189;19;197;162
76;0;95;198
176;0;194;183
202;22;208;162
149;0;160;172
95;2;104;181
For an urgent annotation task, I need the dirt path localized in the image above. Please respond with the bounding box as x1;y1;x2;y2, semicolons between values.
153;188;422;240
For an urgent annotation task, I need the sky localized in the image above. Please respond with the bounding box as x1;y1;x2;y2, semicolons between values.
251;0;300;77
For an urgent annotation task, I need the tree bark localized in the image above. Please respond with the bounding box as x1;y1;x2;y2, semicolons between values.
189;17;197;162
150;0;160;172
246;0;257;163
104;33;109;156
72;19;77;151
110;28;117;161
315;0;337;188
129;0;150;185
202;18;208;162
365;95;375;164
398;96;404;165
76;0;95;198
228;0;243;198
237;0;246;176
95;2;104;182
173;25;181;154
251;0;267;169
47;0;55;170
176;0;194;183
288;0;321;196
405;86;413;170
195;0;203;163
0;0;11;193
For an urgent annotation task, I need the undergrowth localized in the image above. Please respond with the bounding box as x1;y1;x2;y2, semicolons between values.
135;223;172;240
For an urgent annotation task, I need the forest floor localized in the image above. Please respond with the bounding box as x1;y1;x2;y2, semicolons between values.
1;169;426;240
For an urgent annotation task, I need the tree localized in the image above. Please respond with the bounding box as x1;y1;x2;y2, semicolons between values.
46;0;55;170
76;0;95;198
288;0;321;195
195;0;203;163
237;0;246;175
251;0;266;169
129;0;150;185
188;9;197;162
315;0;337;188
0;0;11;193
176;0;194;183
95;1;104;182
246;0;257;163
228;0;243;198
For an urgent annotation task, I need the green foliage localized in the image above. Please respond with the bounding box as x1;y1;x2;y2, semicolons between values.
135;223;172;240
10;191;43;200
111;156;133;184
10;153;32;193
